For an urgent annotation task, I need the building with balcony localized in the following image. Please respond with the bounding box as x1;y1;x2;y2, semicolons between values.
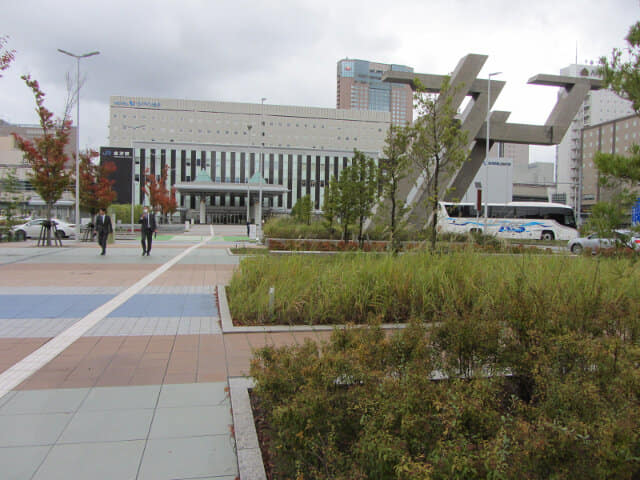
0;120;77;220
581;113;640;218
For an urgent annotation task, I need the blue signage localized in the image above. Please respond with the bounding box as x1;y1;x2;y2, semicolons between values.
113;100;160;108
632;198;640;225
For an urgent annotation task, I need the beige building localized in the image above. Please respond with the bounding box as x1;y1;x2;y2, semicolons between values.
581;113;640;216
108;97;390;222
0;120;77;219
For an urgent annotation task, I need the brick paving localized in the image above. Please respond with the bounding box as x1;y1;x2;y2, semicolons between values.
0;226;244;479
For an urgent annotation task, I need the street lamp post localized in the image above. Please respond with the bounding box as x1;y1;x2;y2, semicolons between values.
484;71;502;234
246;124;252;226
258;97;266;241
127;125;145;233
57;48;100;241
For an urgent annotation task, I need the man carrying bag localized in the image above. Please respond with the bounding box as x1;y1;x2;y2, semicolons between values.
140;206;157;256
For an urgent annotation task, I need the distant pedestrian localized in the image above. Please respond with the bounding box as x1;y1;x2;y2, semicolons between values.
139;206;157;256
95;208;113;256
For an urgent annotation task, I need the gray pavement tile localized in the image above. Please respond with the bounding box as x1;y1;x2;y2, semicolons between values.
157;382;228;408
0;388;89;415
0;391;17;409
149;405;232;439
80;385;161;411
0;445;51;480
0;413;72;447
138;435;237;480
32;440;145;480
58;408;154;443
0;318;78;338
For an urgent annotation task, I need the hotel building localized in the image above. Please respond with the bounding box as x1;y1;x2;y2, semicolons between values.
107;97;389;223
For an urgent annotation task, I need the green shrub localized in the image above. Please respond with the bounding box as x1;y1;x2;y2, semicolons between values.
263;216;340;239
251;319;640;479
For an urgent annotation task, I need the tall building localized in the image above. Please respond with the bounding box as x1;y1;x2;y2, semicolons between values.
554;64;633;211
337;59;414;125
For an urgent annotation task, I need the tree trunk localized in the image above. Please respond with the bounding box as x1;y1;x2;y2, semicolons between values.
390;178;398;254
430;157;440;251
46;203;53;246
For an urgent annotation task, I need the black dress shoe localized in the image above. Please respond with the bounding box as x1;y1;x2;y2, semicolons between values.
101;252;105;256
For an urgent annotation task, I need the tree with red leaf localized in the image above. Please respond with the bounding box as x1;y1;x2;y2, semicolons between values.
0;35;15;78
162;186;178;222
12;75;73;246
79;149;117;219
142;164;175;222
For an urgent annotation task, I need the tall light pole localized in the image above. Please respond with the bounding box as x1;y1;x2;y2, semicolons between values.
246;124;253;226
127;125;145;232
57;48;100;241
258;97;266;240
484;71;502;234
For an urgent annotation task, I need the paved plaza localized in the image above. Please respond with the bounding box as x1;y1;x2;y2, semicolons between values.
0;224;329;480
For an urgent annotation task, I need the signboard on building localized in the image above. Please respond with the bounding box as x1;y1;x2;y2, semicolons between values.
632;198;640;225
100;147;133;205
462;159;513;204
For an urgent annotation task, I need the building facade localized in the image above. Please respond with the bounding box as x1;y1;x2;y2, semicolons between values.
554;64;633;210
108;97;389;223
581;113;640;217
0;120;77;220
337;59;413;125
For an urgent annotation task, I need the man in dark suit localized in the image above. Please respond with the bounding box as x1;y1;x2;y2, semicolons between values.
95;207;113;256
139;206;157;256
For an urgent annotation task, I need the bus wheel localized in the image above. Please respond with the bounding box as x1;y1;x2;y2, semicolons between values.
541;231;555;241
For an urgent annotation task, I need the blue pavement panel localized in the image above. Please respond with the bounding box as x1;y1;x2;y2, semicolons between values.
108;294;217;318
0;295;114;319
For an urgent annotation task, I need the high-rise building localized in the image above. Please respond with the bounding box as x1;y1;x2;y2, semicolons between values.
554;64;633;212
337;59;414;125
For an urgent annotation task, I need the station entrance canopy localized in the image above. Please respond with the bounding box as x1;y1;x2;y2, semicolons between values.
174;170;289;224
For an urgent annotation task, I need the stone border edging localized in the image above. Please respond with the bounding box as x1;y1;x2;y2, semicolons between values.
218;285;405;333
230;377;267;480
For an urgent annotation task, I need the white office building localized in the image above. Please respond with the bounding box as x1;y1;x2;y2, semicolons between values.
108;97;389;223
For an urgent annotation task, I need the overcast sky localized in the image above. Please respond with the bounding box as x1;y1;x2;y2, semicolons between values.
1;0;637;163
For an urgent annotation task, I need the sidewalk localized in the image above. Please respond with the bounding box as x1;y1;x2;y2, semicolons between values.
0;225;250;479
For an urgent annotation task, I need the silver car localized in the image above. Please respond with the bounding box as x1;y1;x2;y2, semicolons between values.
12;218;76;241
568;230;639;254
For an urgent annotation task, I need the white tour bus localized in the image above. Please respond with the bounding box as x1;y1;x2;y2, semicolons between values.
437;201;579;241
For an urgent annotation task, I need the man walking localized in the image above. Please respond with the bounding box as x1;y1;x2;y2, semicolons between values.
140;206;157;256
95;207;113;256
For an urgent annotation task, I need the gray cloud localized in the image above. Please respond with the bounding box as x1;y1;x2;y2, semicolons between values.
1;0;638;152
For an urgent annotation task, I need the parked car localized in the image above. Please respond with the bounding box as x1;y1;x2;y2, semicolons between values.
568;230;639;254
11;218;76;241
